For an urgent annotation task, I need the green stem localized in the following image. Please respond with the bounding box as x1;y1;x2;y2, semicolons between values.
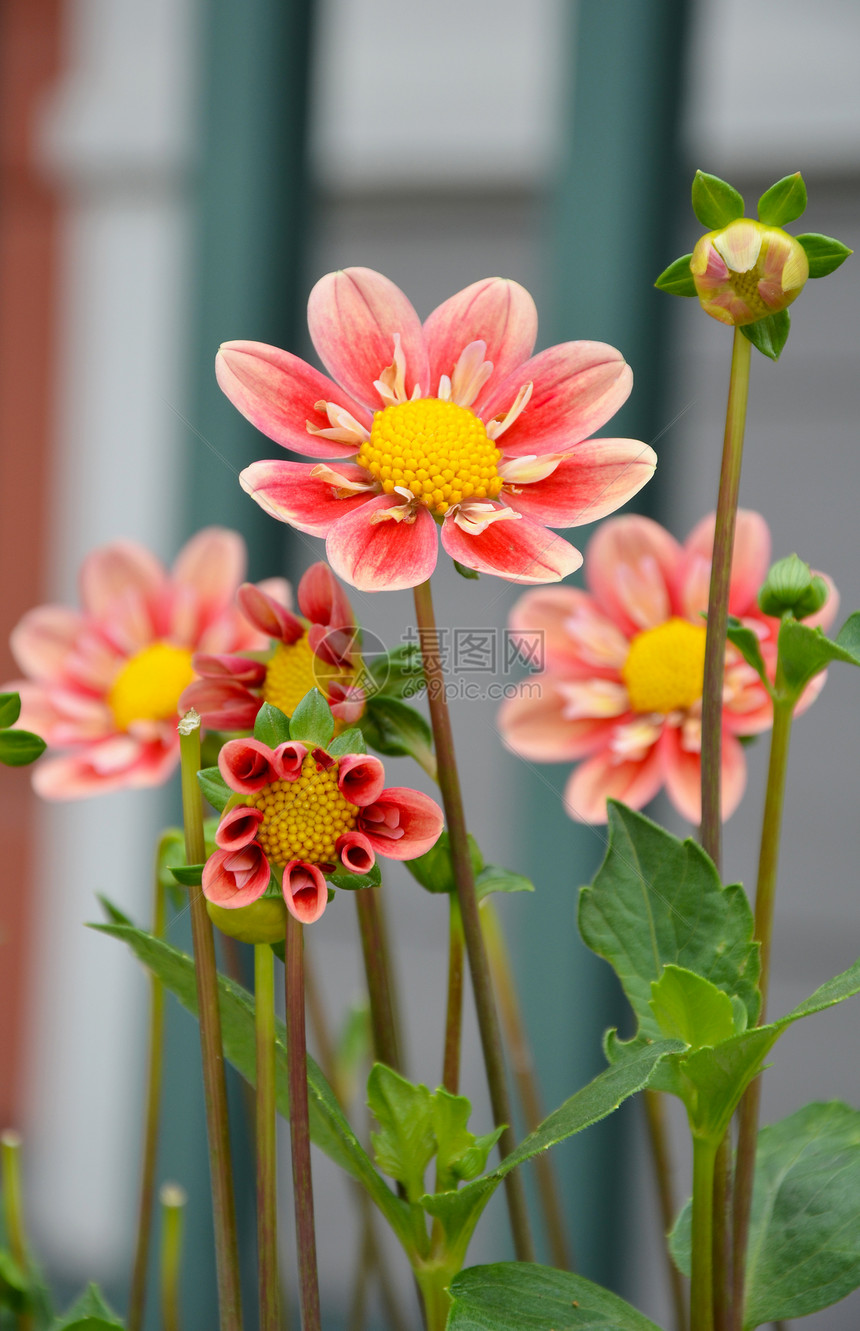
285;912;321;1331
178;712;243;1331
691;1136;718;1331
442;896;464;1095
127;836;170;1331
158;1183;187;1331
355;885;403;1072
700;327;752;868
731;694;794;1329
415;1266;453;1331
255;944;279;1331
413;578;535;1263
643;1090;687;1331
1;1130;32;1331
713;1132;732;1331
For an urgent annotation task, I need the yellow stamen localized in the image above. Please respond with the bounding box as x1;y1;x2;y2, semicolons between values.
263;636;352;718
108;642;195;731
621;618;707;715
356;398;504;517
246;753;359;866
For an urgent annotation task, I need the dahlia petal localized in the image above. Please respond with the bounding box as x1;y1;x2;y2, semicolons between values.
336;753;386;806
240;460;373;535
298;562;356;635
219;737;281;792
683;509;771;616
502;439;657;528
660;727;746;824
585;516;681;634
557;678;629;720
803;572;839;633
328;685;366;724
480;342;633;458
326;496;438;592
336;831;376;874
498;681;616;761
215;805;265;850
10;605;86;682
170;528;246;635
441;509;582;584
282;861;328;924
179;678;261;731
190;653;268;686
509;586;629;676
713;220;762;274
562;744;664;824
237;582;305;644
203;845;271;908
216;341;370;457
79;541;166;620
273;741;308;781
31;739;178;800
424;277;538;411
307;268;430;409
358;787;444;860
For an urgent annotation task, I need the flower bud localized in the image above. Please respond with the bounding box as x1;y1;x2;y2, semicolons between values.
206;895;286;943
758;554;829;620
690;219;809;326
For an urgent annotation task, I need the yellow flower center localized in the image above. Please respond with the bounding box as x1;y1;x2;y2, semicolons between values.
621;618;707;715
263;636;353;718
356;398;504;516
108;642;195;731
246;752;359;866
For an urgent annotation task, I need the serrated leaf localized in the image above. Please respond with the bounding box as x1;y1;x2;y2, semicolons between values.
168;864;204;888
328;727;367;756
691;170;745;228
253;701;291;747
474;865;534;902
726;616;771;691
360;695;434;767
650;964;737;1050
449;1263;663;1331
453;559;480;580
741;310;790;360
328;863;382;891
52;1283;124;1329
368;1064;436;1202
286;689;334;747
778;613;860;696
404;831;484;895
197;766;231;813
433;1089;503;1190
0;730;46;766
0;692;21;729
655;253;697;296
757;172;807;226
796;232;853;278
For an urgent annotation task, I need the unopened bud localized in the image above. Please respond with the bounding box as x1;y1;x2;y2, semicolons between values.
206;895;286;944
690;219;809;326
758;554;828;619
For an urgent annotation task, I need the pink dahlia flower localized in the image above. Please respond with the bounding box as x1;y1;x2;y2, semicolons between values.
217;268;657;591
7;528;284;798
203;737;444;924
180;561;364;731
498;511;837;824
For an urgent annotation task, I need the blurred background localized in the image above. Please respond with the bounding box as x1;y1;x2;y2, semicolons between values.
1;0;859;1327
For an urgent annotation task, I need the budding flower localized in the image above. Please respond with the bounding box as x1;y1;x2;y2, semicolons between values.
690;219;809;326
758;553;830;620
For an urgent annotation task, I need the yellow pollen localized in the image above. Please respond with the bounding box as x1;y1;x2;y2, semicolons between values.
108;642;195;731
621;618;707;715
356;398;503;516
263;636;353;719
246;753;359;866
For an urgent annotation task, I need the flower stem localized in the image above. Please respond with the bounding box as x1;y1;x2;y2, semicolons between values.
700;327;752;868
691;1136;718;1331
712;1132;732;1331
127;835;170;1331
481;899;574;1271
158;1183;187;1331
442;895;464;1095
1;1130;32;1331
178;711;243;1331
255;943;279;1331
285;912;321;1331
413;578;535;1263
731;692;794;1329
643;1090;687;1331
355;885;403;1072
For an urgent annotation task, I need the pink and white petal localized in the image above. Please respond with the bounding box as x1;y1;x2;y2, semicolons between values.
357;787;444;860
326;496;438;592
298;562;355;632
336;831;376;874
683;510;771;616
336;753;386;806
31;736;178;799
179;677;261;731
480;342;632;458
190;653;268;686
660;727;746;824
240;460;373;535
216;341;370;457
237;582;305;644
423;277;538;409
441;510;582;585
328;682;365;724
498;681;617;762
585;516;681;635
203;846;271;908
171;528;246;632
562;743;665;824
10;605;86;682
219;737;281;792
273;741;308;781
502;440;657;528
509;586;629;677
79;541;167;621
307;268;430;408
215;804;265;850
803;572;839;634
282;861;329;924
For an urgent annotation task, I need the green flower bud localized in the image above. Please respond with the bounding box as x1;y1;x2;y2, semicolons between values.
691;219;809;326
207;895;287;944
758;554;829;620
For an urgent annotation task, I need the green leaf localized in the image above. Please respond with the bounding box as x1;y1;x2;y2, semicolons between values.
453;559;480;580
197;766;231;813
0;729;46;766
726;616;771;691
168;864;204;888
778;613;860;696
654;253;697;297
405;830;484;896
449;1263;663;1331
0;692;21;729
474;865;534;902
740;310;790;361
691;170;745;229
253;701;291;747
650;965;737;1051
328;863;382;891
368;1064;436;1203
796;232;853;278
757;172;807;226
579;802;761;1039
51;1283;124;1329
287;689;334;747
328;727;367;756
367;644;426;700
433;1090;504;1189
0;1249;28;1297
360;695;434;766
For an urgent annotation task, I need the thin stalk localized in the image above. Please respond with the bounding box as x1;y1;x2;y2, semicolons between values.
1;1130;32;1331
700;328;752;866
442;896;464;1095
414;1267;453;1331
255;944;279;1331
691;1136;718;1331
713;1132;732;1331
355;886;403;1072
178;711;243;1331
127;835;170;1331
731;694;794;1328
481;900;574;1272
285;913;321;1331
158;1182;187;1331
643;1090;687;1331
413;578;535;1263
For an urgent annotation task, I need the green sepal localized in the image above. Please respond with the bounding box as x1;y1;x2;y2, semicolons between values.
52;1283;125;1329
453;559;480;580
475;864;534;902
286;689;334;747
368;1064;436;1203
328;863;382;892
0;729;46;766
328;727;367;756
449;1263;664;1331
168;863;204;888
360;695;434;766
0;691;21;729
650;964;738;1051
253;701;291;747
757;171;807;226
778;611;860;697
726;616;771;692
691;170;745;228
197;766;231;813
741;310;790;360
654;253;697;297
795;232;853;278
366;643;425;700
405;830;484;895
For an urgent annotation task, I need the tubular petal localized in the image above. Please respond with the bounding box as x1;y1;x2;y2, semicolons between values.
336;753;386;806
237;582;305;643
336;830;376;874
179;678;261;731
215;805;266;850
191;653;268;685
202;845;271;908
297;562;356;634
282;860;328;924
357;787;444;860
219;737;282;792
